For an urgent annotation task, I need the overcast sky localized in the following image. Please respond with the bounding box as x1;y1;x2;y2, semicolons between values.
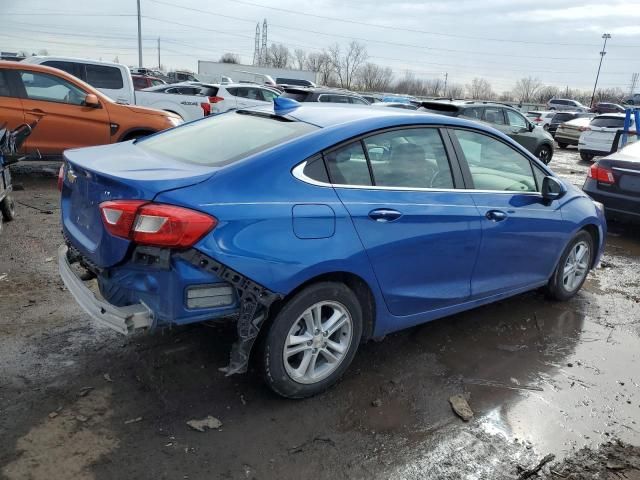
3;0;640;93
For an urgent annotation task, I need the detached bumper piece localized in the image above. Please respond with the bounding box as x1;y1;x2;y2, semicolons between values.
177;249;281;376
58;244;154;335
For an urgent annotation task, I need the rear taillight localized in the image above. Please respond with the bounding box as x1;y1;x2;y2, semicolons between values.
208;96;224;103
99;201;216;248
534;117;542;122
57;164;64;192
200;102;211;116
588;164;615;184
579;126;591;132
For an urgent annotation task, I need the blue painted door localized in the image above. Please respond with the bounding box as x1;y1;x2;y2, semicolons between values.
450;128;567;298
324;128;482;317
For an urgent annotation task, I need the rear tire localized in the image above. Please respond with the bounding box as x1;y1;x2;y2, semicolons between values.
546;231;594;301
0;195;16;221
580;152;594;162
261;282;363;398
557;143;568;149
535;144;553;164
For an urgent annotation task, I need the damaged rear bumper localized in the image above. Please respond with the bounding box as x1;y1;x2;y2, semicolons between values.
58;244;154;335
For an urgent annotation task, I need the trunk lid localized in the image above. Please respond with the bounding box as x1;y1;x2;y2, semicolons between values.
61;141;219;268
600;143;640;197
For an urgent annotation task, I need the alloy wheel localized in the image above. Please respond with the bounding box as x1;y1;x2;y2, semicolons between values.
283;301;353;385
562;241;590;292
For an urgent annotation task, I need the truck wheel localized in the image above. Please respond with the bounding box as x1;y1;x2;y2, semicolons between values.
536;144;553;164
546;231;593;301
580;152;594;162
261;282;363;399
0;195;16;221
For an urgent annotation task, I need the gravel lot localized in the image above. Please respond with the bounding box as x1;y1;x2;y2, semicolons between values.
1;147;639;480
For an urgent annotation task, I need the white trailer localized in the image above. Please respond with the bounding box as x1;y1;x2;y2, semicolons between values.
198;61;317;85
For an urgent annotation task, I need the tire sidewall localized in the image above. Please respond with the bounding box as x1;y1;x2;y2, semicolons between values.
1;195;16;221
537;145;552;164
262;282;363;398
549;231;594;301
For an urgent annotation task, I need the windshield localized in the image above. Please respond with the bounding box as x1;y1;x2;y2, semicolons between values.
591;117;627;128
137;112;318;166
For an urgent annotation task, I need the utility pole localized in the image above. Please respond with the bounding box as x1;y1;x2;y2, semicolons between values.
590;33;611;108
157;37;161;70
630;73;639;96
443;72;448;97
137;0;143;68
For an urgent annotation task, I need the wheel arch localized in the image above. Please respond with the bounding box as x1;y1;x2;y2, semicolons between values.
268;271;377;343
118;128;158;142
580;223;601;268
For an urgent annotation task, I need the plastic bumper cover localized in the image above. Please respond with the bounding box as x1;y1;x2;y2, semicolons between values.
58;244;154;335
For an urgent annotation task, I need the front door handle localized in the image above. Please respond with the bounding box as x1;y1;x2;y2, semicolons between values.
485;210;508;222
27;109;46;116
369;208;402;222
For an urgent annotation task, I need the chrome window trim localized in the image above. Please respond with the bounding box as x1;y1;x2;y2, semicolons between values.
291;161;543;196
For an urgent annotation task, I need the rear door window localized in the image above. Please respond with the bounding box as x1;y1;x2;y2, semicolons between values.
363;128;454;189
324;142;372;186
136;112;318;166
482;107;506;125
318;94;350;104
281;91;309;101
348;96;368;105
41;61;78;78
0;70;12;97
590;117;626;128
84;64;123;89
462;107;483;120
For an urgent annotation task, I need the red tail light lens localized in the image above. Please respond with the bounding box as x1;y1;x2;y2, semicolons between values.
57;164;64;192
200;102;211;116
579;126;591;132
534;117;542;122
99;201;216;248
588;164;615;184
208;96;224;103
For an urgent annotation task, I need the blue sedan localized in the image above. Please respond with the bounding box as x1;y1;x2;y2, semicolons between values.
58;98;606;398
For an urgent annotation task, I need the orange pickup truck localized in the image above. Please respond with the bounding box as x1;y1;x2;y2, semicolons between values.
0;61;182;160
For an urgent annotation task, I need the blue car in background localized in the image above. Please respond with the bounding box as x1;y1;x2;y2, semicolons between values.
58;99;606;398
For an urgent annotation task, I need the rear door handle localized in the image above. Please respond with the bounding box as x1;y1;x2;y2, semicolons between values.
369;208;402;222
485;210;508;222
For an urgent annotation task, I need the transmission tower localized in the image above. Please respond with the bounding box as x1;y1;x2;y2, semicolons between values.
252;23;260;66
630;73;639;96
260;19;268;66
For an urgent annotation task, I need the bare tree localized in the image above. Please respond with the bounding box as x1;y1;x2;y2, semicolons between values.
393;71;426;96
532;85;560;104
446;83;464;99
424;78;444;96
512;76;542;103
220;52;241;64
466;78;494;99
357;63;393;92
328;41;368;90
293;49;307;70
305;52;325;72
37;48;49;56
265;43;290;69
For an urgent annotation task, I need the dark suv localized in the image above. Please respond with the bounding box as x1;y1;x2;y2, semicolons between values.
280;87;369;105
421;101;555;164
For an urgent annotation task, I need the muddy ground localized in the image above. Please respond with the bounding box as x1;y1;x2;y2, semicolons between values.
1;147;639;480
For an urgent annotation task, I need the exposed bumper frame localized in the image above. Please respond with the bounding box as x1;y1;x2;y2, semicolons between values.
58;244;154;335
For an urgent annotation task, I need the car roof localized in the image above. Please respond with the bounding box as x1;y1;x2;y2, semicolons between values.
23;55;125;68
283;87;363;95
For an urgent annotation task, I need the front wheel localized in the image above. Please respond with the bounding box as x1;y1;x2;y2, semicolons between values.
546;231;594;301
0;195;16;221
261;282;363;398
535;144;553;164
580;152;594;162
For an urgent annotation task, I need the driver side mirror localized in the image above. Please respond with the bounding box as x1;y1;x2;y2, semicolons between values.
528;122;535;132
541;176;566;203
84;93;101;108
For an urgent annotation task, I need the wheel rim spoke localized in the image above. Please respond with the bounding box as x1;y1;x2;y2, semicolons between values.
562;241;590;292
320;348;340;364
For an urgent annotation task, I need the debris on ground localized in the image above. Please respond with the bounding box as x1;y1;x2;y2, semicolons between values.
48;412;58;419
517;453;555;479
449;394;473;422
124;417;143;425
103;373;113;382
75;415;89;422
186;416;222;432
539;441;640;479
372;399;383;408
288;436;336;454
77;386;94;397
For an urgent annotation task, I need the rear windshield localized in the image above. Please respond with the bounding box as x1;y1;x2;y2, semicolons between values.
281;91;310;102
277;78;310;86
198;86;219;97
552;113;575;122
591;117;626;128
136;112;318;166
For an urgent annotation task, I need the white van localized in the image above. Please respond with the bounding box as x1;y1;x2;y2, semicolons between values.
23;57;212;121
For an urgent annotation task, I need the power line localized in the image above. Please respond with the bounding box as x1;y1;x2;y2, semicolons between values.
3;12;136;17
